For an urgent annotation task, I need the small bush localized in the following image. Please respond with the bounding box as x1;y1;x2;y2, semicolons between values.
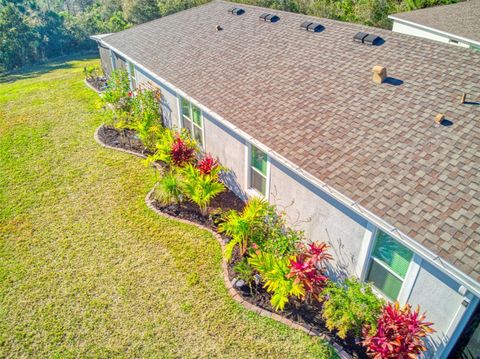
233;258;255;288
181;164;225;216
248;250;305;311
218;197;269;261
287;242;332;301
363;302;434;358
171;134;197;167
103;69;132;113
198;153;219;176
155;170;183;205
321;278;384;339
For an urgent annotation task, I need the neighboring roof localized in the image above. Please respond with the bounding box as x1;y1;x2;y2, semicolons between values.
389;0;480;45
101;1;480;282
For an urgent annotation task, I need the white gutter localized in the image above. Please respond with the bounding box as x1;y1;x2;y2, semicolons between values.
388;16;480;47
99;39;480;297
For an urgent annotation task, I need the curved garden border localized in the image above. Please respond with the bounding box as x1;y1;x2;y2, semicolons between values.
94;124;351;359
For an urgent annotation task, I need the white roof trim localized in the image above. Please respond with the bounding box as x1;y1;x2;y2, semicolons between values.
388;16;480;47
89;34;112;42
99;39;480;297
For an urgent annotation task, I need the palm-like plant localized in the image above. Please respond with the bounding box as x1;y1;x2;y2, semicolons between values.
181;164;225;217
144;128;175;167
218;197;269;261
155;169;183;205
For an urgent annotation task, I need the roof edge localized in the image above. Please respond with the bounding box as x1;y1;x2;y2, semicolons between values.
388;15;480;47
98;38;480;298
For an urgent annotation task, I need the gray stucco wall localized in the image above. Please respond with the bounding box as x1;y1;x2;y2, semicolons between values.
407;260;465;357
113;52;127;70
203;112;248;200
98;45;113;77
269;159;369;279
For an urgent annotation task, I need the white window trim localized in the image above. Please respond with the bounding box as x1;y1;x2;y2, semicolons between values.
177;97;205;148
245;142;270;200
358;225;421;303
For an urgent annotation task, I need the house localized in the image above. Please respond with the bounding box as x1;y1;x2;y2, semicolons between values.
90;1;480;357
389;0;480;50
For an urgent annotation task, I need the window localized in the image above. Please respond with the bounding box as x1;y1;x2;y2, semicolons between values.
249;145;268;196
365;230;413;300
128;62;136;89
180;97;203;146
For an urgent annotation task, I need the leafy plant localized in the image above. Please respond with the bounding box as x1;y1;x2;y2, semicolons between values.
321;278;384;339
83;65;101;82
103;69;132;113
287;242;332;301
198;153;219;176
363;302;435;358
144;128;175;167
122;89;162;151
171;134;197;167
233;258;255;288
154;169;183;205
248;250;305;311
181;164;225;216
218;197;269;261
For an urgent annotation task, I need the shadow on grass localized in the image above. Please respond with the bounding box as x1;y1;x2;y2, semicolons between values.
0;51;98;84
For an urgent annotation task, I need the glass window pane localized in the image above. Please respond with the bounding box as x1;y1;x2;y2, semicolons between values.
372;231;413;279
251;170;266;195
192;105;202;127
251;146;267;176
182;117;192;134
367;260;403;300
181;98;190;118
193;126;203;146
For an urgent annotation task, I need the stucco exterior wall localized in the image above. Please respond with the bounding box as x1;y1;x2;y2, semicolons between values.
407;260;465;357
98;45;113;77
135;67;180;129
113;52;127;69
391;21;470;48
269;159;369;279
203;112;248;200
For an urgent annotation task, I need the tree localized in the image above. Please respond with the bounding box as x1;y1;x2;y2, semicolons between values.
122;0;159;24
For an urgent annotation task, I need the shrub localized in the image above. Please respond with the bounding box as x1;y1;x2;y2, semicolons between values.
321;278;384;339
218;197;269;261
144;128;175;167
363;302;434;358
248;250;305;311
287;242;332;301
155;170;183;205
181;164;225;216
198;153;219;176
83;65;101;82
171;134;197;167
125;89;163;151
254;207;303;256
103;69;132;113
233;258;255;288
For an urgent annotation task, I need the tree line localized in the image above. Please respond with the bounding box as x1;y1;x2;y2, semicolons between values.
0;0;460;72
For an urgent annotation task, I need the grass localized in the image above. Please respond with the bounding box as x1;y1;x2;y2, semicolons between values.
0;57;337;358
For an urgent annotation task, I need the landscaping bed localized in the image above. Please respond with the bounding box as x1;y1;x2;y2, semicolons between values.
98;124;366;359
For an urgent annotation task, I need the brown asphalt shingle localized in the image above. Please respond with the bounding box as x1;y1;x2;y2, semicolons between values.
102;1;480;282
390;0;480;44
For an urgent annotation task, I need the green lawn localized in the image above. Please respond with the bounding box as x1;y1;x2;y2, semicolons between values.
0;56;336;358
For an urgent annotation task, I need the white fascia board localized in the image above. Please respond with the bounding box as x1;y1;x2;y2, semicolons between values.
100;39;480;297
388;16;480;47
89;34;113;42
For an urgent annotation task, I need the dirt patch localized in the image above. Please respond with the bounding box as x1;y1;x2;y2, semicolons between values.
97;125;153;155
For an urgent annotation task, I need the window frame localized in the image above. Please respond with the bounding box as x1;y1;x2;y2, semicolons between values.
127;61;136;90
179;97;205;148
246;143;270;199
360;227;421;303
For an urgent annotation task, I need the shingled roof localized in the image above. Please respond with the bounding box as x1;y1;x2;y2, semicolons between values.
389;0;480;45
101;1;480;282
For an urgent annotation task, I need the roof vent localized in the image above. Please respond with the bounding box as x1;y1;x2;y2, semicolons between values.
354;32;383;45
228;7;245;15
260;13;280;23
372;65;387;84
300;21;324;33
